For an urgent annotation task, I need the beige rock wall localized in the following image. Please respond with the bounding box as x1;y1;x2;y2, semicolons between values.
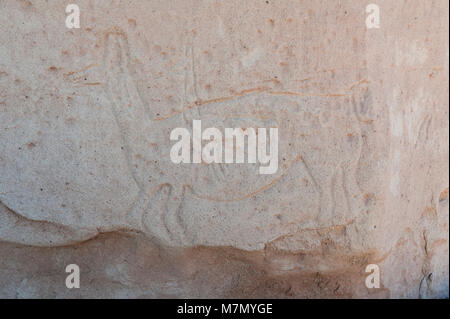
0;0;448;298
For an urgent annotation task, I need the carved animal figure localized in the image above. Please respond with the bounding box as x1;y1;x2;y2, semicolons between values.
0;29;368;247
99;30;366;246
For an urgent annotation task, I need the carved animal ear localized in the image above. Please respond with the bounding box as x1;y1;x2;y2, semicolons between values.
102;29;154;121
103;29;130;79
183;45;199;106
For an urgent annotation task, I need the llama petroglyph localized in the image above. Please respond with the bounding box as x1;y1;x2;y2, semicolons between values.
98;30;367;246
0;29;368;248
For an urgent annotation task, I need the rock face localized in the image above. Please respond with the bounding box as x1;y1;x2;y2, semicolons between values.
0;0;448;298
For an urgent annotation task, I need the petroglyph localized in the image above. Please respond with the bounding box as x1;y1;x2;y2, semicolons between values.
0;28;368;247
0;0;447;298
95;30;367;246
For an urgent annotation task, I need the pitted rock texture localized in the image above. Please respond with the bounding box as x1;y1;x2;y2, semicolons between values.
0;0;448;298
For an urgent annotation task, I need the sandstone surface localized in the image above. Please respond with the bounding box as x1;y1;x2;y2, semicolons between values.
0;0;448;298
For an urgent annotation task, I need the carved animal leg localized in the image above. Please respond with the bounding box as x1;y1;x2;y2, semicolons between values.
316;166;339;226
341;165;364;218
141;185;190;246
162;185;191;246
141;185;173;245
